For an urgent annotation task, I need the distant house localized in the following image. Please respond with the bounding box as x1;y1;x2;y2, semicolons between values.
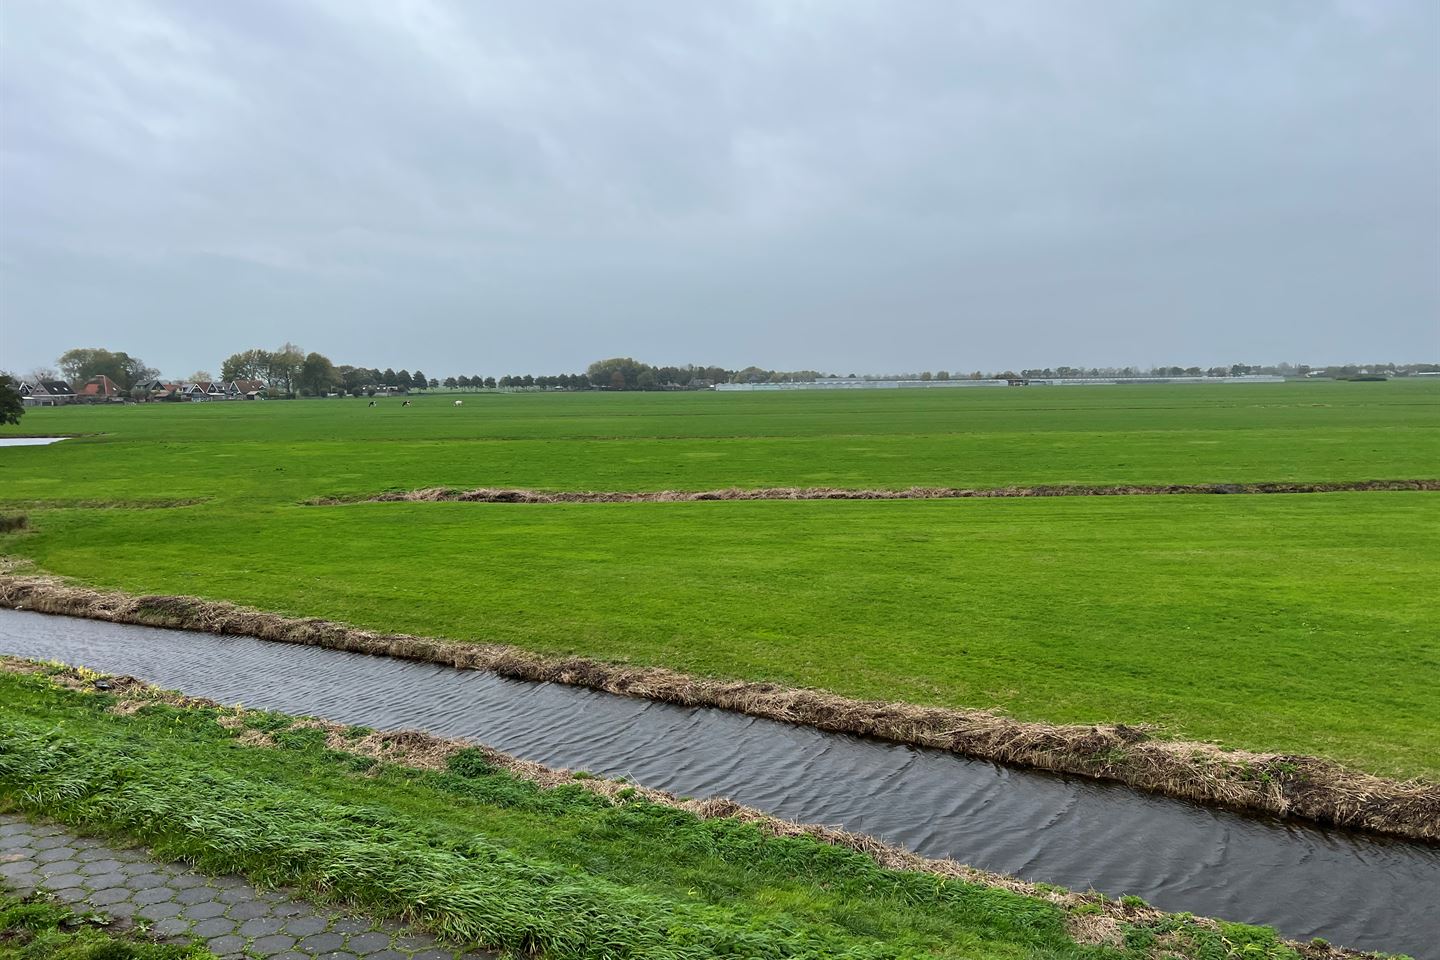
175;381;227;402
145;382;184;402
77;375;125;403
18;380;76;407
224;379;267;400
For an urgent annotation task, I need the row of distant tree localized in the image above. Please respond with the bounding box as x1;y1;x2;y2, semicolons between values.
8;349;1439;401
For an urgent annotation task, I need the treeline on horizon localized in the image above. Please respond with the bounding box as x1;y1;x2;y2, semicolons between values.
5;346;1438;398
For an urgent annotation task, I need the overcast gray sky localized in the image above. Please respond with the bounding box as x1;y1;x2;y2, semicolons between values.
2;0;1436;378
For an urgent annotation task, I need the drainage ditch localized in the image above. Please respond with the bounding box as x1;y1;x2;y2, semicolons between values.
1;608;1434;956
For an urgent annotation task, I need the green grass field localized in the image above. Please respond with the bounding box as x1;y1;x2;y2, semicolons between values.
2;381;1437;778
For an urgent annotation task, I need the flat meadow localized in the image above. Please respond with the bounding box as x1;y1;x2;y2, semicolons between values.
2;380;1437;778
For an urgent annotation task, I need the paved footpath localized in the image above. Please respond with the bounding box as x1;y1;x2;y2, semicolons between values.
0;813;495;960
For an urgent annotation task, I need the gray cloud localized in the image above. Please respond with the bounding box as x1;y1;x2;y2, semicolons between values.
2;0;1436;376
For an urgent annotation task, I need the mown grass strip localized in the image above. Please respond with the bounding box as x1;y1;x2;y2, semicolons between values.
0;664;1365;960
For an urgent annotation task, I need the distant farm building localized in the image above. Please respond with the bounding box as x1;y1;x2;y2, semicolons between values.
17;380;77;406
77;375;125;403
225;379;267;400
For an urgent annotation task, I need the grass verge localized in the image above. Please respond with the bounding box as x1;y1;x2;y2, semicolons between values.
0;660;1386;960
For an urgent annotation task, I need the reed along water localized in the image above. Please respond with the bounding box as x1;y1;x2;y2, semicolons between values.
2;608;1434;956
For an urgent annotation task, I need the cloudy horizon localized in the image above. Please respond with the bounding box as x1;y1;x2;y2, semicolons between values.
2;0;1437;378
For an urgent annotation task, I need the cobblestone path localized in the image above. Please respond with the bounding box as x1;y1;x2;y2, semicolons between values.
0;813;496;960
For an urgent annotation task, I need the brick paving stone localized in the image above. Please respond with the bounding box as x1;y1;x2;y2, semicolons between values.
35;846;78;863
298;932;346;953
207;933;247;955
133;885;179;906
151;917;193;938
86;886;133;907
227;898;274;920
88;870;129;889
45;871;86;890
127;871;174;890
345;931;390;953
41;858;83;875
53;886;92;905
180;899;228;920
252;933;299;955
137;900;183;921
192;917;240;938
176;885;219;904
283;914;329;936
240;915;286;937
79;858;125;875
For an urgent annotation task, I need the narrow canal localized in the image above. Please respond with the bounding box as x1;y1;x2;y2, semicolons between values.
1;608;1434;956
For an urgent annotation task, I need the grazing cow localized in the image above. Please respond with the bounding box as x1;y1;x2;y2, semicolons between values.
402;400;411;407
368;400;376;407
453;399;463;407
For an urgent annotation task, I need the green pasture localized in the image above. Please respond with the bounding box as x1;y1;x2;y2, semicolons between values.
1;380;1437;499
0;381;1437;778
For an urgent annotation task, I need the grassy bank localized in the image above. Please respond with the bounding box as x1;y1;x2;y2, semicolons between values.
0;382;1436;780
0;664;1368;960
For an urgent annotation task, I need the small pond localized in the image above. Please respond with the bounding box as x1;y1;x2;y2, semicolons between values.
0;437;68;447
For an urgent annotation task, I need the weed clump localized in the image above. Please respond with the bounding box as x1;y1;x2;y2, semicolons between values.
0;891;213;958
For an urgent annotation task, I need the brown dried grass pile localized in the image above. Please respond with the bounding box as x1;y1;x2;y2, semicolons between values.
0;656;1377;959
307;478;1440;506
1;573;1436;842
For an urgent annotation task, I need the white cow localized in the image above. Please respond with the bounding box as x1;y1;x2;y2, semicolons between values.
453;400;463;406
